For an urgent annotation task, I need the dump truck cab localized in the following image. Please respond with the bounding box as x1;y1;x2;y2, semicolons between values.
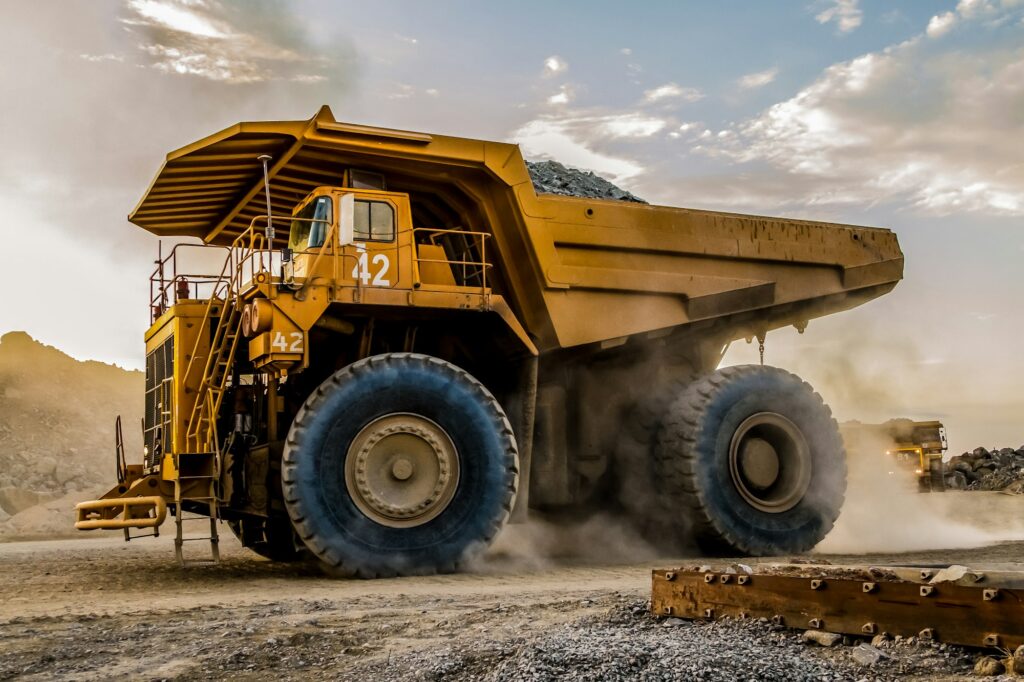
76;106;905;573
886;420;948;492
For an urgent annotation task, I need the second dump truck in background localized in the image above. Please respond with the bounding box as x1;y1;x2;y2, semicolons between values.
77;106;904;576
842;419;948;492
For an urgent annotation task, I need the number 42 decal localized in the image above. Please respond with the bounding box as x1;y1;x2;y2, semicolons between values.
271;331;304;353
351;243;391;286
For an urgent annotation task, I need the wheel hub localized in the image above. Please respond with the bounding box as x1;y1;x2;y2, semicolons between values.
344;414;460;528
728;412;811;513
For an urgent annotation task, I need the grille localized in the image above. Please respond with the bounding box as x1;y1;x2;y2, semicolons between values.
144;336;174;471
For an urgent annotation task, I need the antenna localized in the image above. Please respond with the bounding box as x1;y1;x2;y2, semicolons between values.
257;155;274;251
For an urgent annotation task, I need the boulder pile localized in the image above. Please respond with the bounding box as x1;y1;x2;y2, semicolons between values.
944;447;1024;493
526;160;647;204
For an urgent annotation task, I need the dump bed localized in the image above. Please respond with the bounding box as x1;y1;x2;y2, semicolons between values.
129;106;903;352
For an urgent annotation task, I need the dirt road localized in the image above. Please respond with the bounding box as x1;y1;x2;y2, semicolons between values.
1;492;1022;681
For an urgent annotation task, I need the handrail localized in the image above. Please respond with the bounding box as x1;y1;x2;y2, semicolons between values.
149;243;232;323
412;227;492;300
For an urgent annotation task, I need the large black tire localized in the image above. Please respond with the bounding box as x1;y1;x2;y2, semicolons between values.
227;517;304;562
614;353;703;543
656;365;846;555
282;353;518;578
928;458;946;492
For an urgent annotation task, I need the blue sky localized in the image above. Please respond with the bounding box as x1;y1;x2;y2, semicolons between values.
0;0;1022;453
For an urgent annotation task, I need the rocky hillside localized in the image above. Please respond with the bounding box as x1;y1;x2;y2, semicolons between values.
0;332;143;535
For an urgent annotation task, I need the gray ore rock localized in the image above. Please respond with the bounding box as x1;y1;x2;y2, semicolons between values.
526;160;647;204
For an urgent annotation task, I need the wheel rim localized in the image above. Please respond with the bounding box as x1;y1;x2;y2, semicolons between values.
344;414;460;528
728;412;811;513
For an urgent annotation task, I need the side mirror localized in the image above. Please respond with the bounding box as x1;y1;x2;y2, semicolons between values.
339;193;355;246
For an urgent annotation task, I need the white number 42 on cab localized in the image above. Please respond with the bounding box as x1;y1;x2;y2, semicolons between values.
271;331;304;353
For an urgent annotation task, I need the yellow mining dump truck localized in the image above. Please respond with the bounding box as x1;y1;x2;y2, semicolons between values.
842;419;948;492
76;106;903;574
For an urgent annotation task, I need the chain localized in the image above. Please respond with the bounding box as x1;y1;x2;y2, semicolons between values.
757;332;766;366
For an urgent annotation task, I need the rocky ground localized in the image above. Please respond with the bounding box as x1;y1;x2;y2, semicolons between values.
526;160;647;203
945;447;1024;493
1;509;1022;682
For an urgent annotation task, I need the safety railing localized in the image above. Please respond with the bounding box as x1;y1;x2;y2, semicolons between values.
151;221;494;324
149;243;233;324
412;227;492;299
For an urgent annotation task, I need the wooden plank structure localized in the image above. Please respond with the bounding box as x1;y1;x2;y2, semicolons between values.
651;566;1024;650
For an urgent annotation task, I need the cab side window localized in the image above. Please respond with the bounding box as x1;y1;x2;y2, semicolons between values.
354;200;395;242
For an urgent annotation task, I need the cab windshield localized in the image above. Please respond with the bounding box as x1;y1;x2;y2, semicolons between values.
288;196;333;251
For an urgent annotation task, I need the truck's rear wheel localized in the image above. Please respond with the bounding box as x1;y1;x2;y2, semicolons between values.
614;354;702;543
656;365;846;555
282;353;518;578
928;457;946;492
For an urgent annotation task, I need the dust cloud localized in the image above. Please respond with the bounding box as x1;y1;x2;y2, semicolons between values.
472;512;662;574
817;430;1024;553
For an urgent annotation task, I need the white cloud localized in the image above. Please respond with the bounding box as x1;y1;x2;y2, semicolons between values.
927;11;957;37
600;114;666;138
548;90;570;105
512;117;645;181
387;83;415;99
79;53;125;63
620;47;632;56
127;0;229;38
544;55;567;75
121;0;348;84
815;0;863;33
738;67;779;89
956;0;993;18
425;88;440;97
511;111;669;182
643;82;703;103
696;29;1024;215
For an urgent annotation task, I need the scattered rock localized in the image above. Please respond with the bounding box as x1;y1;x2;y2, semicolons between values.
973;655;1004;676
802;629;843;647
929;565;984;585
945;446;1024;493
660;618;689;628
851;643;886;666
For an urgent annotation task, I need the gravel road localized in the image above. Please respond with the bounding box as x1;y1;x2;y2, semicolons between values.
1;492;1021;681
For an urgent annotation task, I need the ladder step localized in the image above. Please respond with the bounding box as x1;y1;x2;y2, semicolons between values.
179;536;218;543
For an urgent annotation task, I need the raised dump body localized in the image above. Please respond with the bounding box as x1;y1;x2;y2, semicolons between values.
79;106;903;575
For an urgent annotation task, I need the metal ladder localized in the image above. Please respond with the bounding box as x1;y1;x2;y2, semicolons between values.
174;237;252;566
185;291;243;453
173;452;220;566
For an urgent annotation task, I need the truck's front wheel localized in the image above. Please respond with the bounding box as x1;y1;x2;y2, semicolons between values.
656;365;846;555
282;353;518;578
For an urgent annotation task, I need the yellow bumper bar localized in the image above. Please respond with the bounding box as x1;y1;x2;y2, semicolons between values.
75;496;168;531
